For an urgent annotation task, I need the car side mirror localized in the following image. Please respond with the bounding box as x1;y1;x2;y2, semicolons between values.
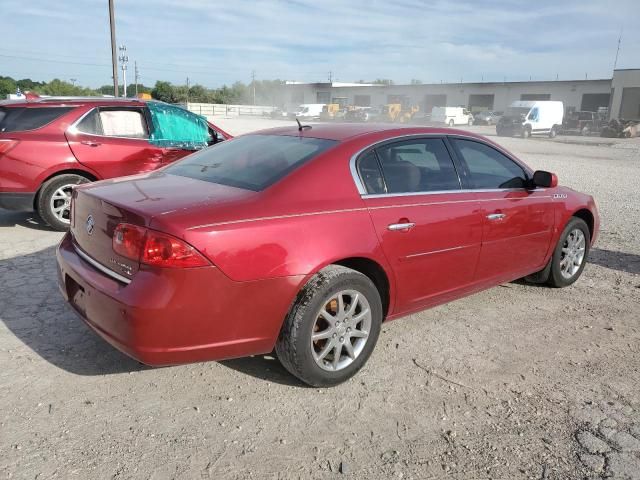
532;170;558;188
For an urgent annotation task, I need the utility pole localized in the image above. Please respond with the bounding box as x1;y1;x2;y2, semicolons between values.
108;0;118;97
251;70;256;105
119;45;128;97
186;77;190;105
134;61;139;97
328;71;333;83
613;28;622;71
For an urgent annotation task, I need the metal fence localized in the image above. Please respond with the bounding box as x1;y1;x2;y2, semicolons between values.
185;103;275;117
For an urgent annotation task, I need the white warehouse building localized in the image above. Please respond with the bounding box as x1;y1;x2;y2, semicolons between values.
282;68;640;120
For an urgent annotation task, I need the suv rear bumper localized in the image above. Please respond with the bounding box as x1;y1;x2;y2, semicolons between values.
0;192;35;211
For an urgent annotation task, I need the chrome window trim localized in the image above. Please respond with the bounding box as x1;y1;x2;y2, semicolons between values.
67;106;151;142
349;132;534;197
361;187;539;199
73;244;132;285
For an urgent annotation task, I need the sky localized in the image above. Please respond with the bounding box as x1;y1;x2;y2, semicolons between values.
1;0;639;88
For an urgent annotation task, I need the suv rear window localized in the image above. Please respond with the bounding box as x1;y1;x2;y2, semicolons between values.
165;134;337;191
0;106;75;132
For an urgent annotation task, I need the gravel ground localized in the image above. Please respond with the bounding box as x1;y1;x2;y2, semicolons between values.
1;119;639;480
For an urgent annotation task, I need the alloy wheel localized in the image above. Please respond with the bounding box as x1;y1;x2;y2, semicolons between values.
560;228;586;279
311;290;372;372
49;184;74;224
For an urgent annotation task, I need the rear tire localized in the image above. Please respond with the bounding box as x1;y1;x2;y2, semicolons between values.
37;174;91;231
275;265;383;387
546;217;590;288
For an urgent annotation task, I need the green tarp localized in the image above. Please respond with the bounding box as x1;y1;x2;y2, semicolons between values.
147;101;209;150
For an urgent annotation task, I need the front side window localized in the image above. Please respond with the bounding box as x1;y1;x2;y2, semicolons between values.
165;134;337;191
147;102;209;150
450;138;527;189
372;138;460;193
0;106;75;133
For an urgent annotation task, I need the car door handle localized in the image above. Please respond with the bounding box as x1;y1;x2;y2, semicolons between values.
388;222;416;231
80;140;101;147
486;213;506;220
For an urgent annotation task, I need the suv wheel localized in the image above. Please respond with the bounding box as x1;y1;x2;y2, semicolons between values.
37;174;91;231
276;265;383;387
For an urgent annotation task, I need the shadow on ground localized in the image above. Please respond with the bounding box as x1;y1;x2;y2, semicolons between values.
0;211;54;231
590;248;640;275
0;245;304;385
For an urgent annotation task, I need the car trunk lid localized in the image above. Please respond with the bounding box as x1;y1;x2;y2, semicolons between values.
71;172;255;281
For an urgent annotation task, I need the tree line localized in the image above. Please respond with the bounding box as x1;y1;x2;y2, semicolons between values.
0;75;288;106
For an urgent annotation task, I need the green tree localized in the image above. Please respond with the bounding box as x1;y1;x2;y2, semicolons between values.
151;81;178;103
0;76;17;98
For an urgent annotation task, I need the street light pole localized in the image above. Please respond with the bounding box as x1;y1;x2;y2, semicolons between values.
108;0;118;97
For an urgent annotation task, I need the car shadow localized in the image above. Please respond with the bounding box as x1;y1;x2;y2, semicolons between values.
0;244;305;385
0;210;54;231
220;355;309;387
589;248;640;275
0;245;149;375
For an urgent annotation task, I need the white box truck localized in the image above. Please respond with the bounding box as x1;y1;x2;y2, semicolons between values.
431;107;474;126
293;104;325;120
496;101;564;138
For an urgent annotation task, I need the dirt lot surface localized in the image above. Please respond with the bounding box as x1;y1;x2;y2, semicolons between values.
1;118;639;479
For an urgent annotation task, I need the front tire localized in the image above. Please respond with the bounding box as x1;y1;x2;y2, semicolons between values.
275;265;383;387
547;217;590;288
549;126;558;138
37;174;91;231
448;119;454;127
522;126;531;139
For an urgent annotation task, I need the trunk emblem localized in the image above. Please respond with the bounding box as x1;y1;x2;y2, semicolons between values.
86;215;95;235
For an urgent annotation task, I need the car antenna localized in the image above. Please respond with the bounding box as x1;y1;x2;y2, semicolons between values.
296;118;312;131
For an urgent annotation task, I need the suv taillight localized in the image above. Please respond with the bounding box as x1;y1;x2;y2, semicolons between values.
112;223;210;268
0;139;19;155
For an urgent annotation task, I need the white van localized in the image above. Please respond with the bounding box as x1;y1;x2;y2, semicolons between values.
497;101;564;138
431;107;474;126
294;104;325;120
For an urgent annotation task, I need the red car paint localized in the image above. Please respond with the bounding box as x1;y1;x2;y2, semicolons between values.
56;124;599;366
0;97;230;212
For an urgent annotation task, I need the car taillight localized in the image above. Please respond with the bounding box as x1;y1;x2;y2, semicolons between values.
112;223;210;268
0;139;19;155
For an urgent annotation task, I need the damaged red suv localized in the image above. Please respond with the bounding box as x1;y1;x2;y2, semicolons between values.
0;96;230;230
56;124;599;386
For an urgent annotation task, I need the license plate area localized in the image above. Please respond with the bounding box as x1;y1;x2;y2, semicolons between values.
65;274;87;314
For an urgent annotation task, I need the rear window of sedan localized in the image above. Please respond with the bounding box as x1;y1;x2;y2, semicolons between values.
165;134;337;191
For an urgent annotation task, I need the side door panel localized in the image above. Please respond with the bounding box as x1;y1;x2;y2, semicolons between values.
475;190;554;280
449;137;555;282
365;195;483;312
354;137;483;314
66;107;164;178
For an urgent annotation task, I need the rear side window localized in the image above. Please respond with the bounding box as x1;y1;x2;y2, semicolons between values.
0;106;74;132
450;138;527;189
165;134;337;191
374;138;460;193
99;109;148;138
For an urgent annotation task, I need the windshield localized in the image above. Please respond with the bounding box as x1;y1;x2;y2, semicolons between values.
164;134;337;191
504;107;531;117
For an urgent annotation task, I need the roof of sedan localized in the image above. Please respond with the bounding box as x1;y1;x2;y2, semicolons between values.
251;122;484;141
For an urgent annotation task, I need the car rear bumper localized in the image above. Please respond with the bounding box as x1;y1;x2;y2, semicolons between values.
56;233;302;366
0;192;35;211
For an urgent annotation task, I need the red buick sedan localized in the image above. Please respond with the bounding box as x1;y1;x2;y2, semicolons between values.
56;124;599;386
